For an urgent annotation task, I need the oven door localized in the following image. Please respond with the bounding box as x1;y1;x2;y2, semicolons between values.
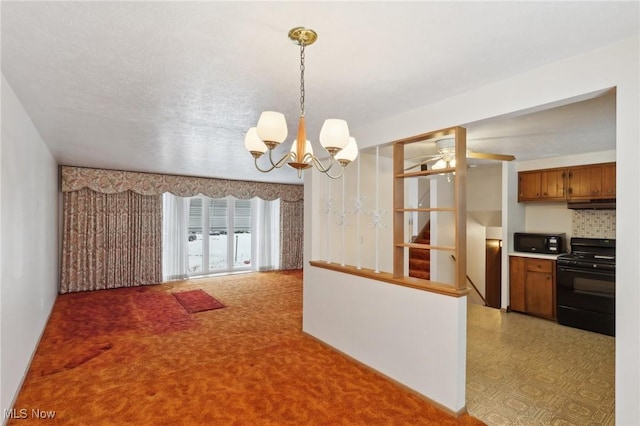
556;264;615;336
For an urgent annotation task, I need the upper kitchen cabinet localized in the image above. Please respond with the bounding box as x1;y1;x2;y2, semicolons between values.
566;162;616;200
518;168;565;202
601;163;616;198
518;171;540;201
518;162;615;203
540;169;566;200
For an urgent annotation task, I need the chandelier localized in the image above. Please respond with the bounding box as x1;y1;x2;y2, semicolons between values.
244;27;358;179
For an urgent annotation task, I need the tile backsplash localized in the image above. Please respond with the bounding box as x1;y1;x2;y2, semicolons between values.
572;210;616;238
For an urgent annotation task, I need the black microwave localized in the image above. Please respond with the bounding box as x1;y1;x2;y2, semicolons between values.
514;232;566;254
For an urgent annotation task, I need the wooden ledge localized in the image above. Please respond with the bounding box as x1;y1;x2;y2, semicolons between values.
309;261;469;298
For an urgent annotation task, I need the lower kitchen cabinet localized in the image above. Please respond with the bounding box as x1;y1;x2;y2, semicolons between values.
509;256;556;320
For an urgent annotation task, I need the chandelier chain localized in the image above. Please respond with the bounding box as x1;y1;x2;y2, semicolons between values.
300;42;306;117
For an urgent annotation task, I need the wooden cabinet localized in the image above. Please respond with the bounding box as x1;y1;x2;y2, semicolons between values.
601;163;616;197
509;256;556;320
540;169;565;200
518;171;541;201
509;256;526;312
518;162;615;203
566;162;615;200
518;168;565;202
566;166;595;199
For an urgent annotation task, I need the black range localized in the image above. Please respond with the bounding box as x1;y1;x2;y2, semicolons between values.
556;237;615;336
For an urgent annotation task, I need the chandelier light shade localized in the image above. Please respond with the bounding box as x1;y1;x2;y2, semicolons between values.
244;127;268;156
319;119;350;154
334;137;359;164
244;27;358;179
256;112;288;147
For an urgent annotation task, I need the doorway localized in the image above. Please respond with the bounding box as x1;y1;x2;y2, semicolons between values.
485;239;502;309
187;196;252;276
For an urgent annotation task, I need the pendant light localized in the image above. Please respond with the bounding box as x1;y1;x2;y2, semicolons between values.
244;27;358;179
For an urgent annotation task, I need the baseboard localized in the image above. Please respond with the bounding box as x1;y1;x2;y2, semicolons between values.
302;332;467;418
3;296;57;426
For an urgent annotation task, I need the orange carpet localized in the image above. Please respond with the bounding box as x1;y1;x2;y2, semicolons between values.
11;270;484;425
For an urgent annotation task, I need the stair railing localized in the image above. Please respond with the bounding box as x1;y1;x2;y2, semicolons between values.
410;188;431;243
450;255;487;306
417;187;430;208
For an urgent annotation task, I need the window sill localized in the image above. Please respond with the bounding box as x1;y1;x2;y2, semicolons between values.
309;261;469;298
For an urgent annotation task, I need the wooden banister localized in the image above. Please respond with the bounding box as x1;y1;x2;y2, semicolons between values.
450;255;487;306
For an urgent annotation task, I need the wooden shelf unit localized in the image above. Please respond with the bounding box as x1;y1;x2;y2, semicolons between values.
392;126;467;292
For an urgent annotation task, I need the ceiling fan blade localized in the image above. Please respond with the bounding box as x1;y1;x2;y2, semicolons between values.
467;151;515;161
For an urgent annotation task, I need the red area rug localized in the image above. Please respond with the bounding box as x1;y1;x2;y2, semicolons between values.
172;289;225;313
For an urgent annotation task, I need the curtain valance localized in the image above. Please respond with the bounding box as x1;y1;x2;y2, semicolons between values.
61;166;304;202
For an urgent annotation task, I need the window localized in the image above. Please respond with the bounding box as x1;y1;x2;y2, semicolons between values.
187;196;253;275
163;193;280;281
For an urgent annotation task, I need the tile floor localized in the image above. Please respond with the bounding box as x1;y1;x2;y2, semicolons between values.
466;304;615;425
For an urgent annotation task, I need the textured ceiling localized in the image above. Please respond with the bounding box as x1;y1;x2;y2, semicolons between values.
1;2;638;184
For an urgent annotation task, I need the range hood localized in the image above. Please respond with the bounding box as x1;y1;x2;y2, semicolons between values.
567;199;616;210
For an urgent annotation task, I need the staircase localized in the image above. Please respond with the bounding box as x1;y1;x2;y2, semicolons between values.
409;222;431;280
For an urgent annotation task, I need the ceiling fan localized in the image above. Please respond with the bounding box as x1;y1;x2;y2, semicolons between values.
404;138;515;171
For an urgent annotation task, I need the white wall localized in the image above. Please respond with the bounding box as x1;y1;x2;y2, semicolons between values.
523;203;572;240
468;165;502;214
467;166;502;304
502;162;526;309
305;36;639;421
466;220;486;305
1;75;59;415
303;266;467;412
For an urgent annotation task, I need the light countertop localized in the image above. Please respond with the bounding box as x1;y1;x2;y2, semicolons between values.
509;252;563;260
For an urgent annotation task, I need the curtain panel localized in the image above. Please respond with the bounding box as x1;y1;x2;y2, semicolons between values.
162;193;190;281
280;200;304;270
60;166;304;293
61;166;304;202
61;188;162;294
252;198;281;271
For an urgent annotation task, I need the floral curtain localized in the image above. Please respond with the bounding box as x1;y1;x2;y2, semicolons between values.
61;166;303;202
60;166;304;292
280;200;304;270
61;188;162;293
